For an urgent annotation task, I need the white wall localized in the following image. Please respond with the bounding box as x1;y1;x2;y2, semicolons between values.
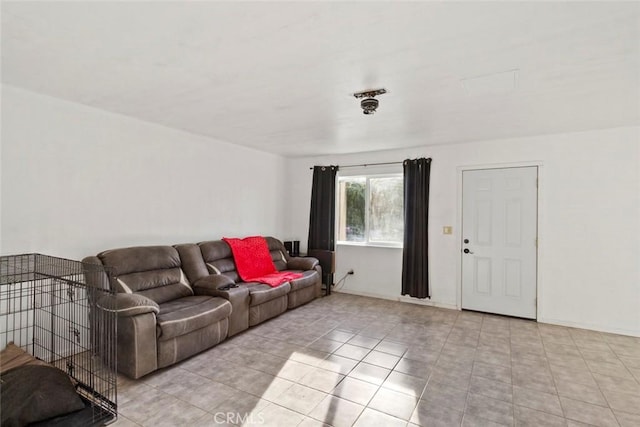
1;85;287;259
285;126;640;336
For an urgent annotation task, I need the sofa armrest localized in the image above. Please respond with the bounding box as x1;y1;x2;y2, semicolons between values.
193;275;249;337
287;257;319;271
193;274;236;293
97;293;159;318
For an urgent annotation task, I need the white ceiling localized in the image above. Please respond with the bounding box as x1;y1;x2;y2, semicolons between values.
2;1;639;157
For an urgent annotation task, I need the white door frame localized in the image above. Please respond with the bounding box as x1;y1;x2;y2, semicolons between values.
456;161;544;320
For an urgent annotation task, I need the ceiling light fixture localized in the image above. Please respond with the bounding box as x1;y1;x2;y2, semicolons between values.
353;88;387;115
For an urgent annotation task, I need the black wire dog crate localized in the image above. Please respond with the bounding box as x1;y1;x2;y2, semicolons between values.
0;254;117;426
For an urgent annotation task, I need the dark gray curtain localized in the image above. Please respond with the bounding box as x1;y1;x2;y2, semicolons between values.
402;158;432;299
308;166;338;251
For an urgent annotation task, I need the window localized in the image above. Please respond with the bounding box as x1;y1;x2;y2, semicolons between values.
337;174;404;246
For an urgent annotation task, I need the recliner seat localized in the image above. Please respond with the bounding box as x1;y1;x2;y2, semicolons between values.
84;246;231;379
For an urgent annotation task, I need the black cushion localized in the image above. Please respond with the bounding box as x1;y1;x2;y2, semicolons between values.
1;365;85;427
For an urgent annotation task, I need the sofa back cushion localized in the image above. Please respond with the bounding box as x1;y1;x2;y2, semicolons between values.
199;237;288;283
98;246;193;304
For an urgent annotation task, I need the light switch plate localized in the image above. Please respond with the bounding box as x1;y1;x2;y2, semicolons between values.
443;226;453;235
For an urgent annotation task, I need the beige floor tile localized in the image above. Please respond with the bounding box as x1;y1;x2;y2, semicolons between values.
609;342;640;358
472;360;512;384
374;340;409;356
362;350;401;370
257;403;305;427
393;357;434;379
586;359;633;379
348;362;391;386
544;342;583;357
474;347;512;367
381;370;427;398
551;364;597;386
463;413;511;426
257;376;296;401
469;374;513;403
465;393;514;426
514;405;568;427
318;354;359;375
139;398;208;427
566;420;598;427
298;367;345;393
333;343;372;361
513;385;563;416
298;416;330;427
111;415;142;427
554;378;608;406
593;372;640;394
573;339;612;352
271;383;327;415
547;353;590;371
347;334;381;349
560;396;619;427
213;392;270;415
513;370;557;395
368;387;419;420
354;407;407;427
403;346;441;364
274;359;315;382
189;412;237;427
421;379;468;412
308;395;364;427
429;369;472;391
289;348;330;367
580;348;620;364
614;410;640;427
308;337;344;353
410;400;464;427
182;380;243;410
323;330;355;343
601;388;640;415
331;376;379;406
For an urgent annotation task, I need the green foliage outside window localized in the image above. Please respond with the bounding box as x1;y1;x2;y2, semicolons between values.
338;174;403;245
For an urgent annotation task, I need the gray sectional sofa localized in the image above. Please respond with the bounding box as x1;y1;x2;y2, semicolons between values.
84;237;321;379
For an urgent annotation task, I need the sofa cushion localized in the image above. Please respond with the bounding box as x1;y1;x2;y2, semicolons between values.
265;236;289;271
157;296;231;341
99;245;181;275
242;282;291;306
98;246;194;304
288;270;320;292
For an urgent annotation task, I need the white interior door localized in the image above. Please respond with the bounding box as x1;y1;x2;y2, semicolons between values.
461;167;538;319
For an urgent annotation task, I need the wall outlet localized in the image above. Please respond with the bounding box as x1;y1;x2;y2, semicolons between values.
443;226;453;235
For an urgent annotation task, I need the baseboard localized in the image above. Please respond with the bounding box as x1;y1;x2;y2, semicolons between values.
333;288;459;311
537;316;640;338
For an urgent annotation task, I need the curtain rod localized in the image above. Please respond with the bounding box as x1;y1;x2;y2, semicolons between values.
309;160;403;170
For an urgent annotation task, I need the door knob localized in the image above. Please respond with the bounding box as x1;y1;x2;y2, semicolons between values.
463;248;474;254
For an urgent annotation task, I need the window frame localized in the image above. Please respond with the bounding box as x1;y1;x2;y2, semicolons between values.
336;172;404;249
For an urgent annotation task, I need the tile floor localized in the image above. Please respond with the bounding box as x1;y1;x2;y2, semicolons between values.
113;293;640;427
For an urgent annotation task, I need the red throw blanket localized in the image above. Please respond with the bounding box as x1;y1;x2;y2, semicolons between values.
223;236;302;287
